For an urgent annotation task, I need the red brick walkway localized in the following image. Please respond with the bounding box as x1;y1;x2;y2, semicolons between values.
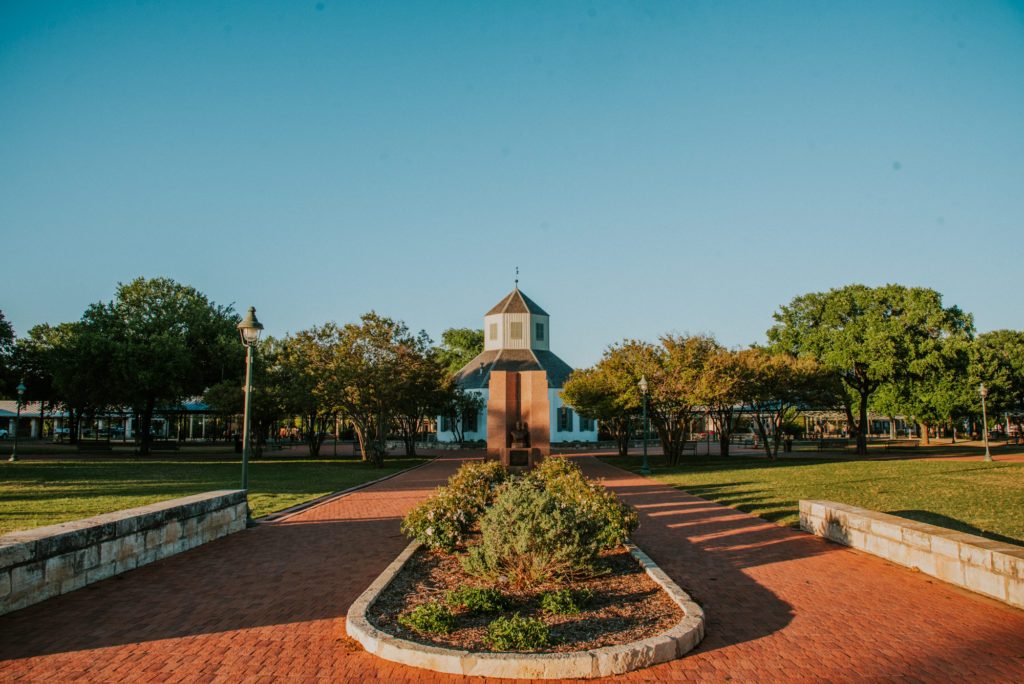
2;451;1023;682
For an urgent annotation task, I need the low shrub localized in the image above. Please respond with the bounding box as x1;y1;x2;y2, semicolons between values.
528;457;638;550
401;460;509;551
446;586;505;614
483;613;549;651
398;600;457;634
462;479;604;586
539;587;594;615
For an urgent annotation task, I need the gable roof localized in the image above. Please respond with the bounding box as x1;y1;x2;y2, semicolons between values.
485;288;549;316
453;348;575;390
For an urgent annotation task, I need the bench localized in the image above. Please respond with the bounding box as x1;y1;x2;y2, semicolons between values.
883;438;919;452
76;439;112;453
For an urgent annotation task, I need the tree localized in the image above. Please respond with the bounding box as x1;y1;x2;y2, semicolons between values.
294;313;431;466
734;348;822;459
561;365;633;456
436;328;484;375
583;335;715;466
0;310;14;395
277;329;336;458
768;284;973;455
693;344;746;458
440;386;485;444
204;336;289;457
970;330;1024;436
82;278;240;454
392;333;451;457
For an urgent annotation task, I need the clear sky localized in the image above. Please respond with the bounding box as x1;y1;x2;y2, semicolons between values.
2;1;1022;368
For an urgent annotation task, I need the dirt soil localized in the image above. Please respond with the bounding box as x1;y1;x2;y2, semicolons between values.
367;543;685;653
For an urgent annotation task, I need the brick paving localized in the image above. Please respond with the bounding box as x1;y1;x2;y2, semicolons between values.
2;450;1023;682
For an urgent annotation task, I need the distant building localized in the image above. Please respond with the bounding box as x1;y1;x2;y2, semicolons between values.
436;287;598;444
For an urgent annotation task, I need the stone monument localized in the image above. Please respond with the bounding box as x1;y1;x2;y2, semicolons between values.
487;369;549;469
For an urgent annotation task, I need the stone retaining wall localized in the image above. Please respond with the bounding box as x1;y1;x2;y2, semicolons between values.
0;490;247;616
800;500;1024;610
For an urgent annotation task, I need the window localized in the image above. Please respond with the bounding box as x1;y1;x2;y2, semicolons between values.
440;415;451;433
535;322;544;341
489;323;497;340
557;406;574;432
462;408;478;433
510;321;523;339
579;415;594;432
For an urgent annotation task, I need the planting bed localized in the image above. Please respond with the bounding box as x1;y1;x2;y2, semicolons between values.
368;539;683;652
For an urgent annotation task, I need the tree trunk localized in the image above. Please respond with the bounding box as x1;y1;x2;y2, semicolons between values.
856;392;868;455
754;414;773;459
139;398;155;455
919;422;930;446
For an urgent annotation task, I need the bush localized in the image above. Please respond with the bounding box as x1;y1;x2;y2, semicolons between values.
483;613;549;651
539;587;594;615
528;457;638;550
446;586;505;614
462;479;604;586
401;460;508;551
398;600;457;634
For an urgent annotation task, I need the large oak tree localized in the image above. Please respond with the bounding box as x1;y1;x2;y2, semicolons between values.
768;284;973;455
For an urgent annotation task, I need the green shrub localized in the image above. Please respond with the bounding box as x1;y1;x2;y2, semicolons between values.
539;587;594;615
462;479;604;586
528;457;638;549
397;600;457;634
483;613;549;651
401;460;508;551
446;586;505;614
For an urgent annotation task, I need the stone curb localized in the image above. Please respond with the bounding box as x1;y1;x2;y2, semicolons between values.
346;539;705;679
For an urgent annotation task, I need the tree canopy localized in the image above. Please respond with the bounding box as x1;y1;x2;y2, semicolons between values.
768;284;973;454
436;327;484;376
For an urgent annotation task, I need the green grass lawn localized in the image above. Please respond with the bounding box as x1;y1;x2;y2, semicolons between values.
0;454;427;535
599;453;1024;546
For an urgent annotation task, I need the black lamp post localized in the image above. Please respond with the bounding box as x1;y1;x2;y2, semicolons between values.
639;375;651;475
979;383;992;462
9;380;25;462
237;307;264;526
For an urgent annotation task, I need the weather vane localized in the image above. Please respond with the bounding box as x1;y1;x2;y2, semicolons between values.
515;266;519;287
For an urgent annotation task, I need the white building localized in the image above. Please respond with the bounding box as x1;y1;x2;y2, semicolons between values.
436;287;598;444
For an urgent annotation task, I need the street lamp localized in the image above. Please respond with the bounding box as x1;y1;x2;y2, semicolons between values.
9;380;25;462
639;375;651;475
979;383;992;462
237;307;264;526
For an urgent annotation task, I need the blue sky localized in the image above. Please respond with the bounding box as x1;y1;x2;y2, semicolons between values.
2;1;1022;368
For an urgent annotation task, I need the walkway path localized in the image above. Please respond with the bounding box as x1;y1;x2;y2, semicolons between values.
1;451;1022;682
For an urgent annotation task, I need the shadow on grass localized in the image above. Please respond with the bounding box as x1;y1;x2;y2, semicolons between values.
888;510;1024;547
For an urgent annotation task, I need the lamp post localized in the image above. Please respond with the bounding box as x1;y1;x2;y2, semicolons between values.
639;375;651;475
9;380;25;462
237;307;264;526
979;383;992;462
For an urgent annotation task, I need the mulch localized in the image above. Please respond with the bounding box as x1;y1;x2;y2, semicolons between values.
367;543;684;653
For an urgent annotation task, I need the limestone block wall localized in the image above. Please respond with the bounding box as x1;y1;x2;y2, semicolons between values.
0;490;247;616
800;500;1024;610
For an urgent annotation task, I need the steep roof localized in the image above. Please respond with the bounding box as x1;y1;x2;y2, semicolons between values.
485;288;549;316
453;348;575;390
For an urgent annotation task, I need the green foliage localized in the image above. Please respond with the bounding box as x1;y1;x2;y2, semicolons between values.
436;327;484;376
483;614;549;651
80;277;240;452
446;586;505;614
527;457;638;550
462;479;606;586
768;284;974;454
398;600;457;634
401;460;508;551
539;587;594;615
